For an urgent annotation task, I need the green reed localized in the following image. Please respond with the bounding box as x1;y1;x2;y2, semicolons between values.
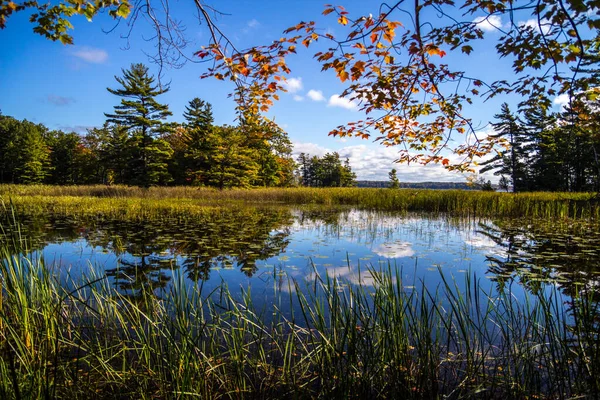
1;184;598;219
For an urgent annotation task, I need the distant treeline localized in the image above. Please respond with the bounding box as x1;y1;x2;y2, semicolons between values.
356;181;480;190
0;63;356;189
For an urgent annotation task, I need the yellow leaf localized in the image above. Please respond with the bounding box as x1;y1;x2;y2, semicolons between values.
338;15;348;25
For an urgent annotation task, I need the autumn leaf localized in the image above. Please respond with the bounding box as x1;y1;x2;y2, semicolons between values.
338;15;348;25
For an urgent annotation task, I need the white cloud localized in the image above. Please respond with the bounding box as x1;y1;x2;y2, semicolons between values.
307;89;325;102
553;93;570;109
247;19;260;28
46;95;75;106
473;15;503;32
293;142;330;157
58;125;96;134
518;18;551;35
373;242;415;258
293;95;304;102
328;94;358;110
282;77;303;93
71;46;108;64
292;141;496;183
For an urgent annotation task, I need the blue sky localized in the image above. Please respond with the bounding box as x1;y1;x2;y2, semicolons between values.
0;1;567;182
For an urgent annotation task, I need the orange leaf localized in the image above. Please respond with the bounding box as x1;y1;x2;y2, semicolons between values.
338;15;348;25
323;8;335;16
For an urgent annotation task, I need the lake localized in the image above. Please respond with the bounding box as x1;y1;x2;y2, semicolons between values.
7;206;600;305
3;202;600;397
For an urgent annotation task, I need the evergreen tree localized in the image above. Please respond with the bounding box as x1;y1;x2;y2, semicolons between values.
480;103;529;192
340;157;356;187
183;98;214;185
388;168;400;189
184;98;214;131
522;107;566;191
297;153;311;186
296;152;356;187
0;116;51;183
46;130;82;184
0;115;19;183
105;63;173;186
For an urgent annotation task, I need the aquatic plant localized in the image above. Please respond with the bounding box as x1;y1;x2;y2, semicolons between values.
1;184;598;219
0;221;598;398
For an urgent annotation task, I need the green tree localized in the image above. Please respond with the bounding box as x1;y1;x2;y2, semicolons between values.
0;115;50;183
46;130;83;184
105;63;173;187
388;168;400;189
240;114;295;187
183;98;215;185
297;152;356;187
480;104;530;192
205;125;259;189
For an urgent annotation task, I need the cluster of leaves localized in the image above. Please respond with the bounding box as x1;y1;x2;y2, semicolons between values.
197;0;600;172
4;0;600;174
0;0;130;44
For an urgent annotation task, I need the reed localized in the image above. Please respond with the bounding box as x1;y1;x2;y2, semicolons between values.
0;219;598;398
1;184;598;219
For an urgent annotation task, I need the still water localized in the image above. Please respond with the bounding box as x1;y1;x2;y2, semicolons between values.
8;207;600;304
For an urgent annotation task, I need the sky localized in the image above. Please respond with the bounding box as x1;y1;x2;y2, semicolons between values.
0;0;568;182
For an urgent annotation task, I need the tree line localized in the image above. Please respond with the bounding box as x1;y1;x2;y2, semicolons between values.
480;100;600;193
0;63;356;188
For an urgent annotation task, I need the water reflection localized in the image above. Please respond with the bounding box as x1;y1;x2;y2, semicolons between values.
2;207;600;301
477;220;600;299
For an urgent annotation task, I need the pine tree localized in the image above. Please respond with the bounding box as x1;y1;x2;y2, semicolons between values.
340;157;356;187
105;63;173;187
183;98;214;131
46;130;82;184
480;103;529;192
183;98;214;185
522;107;565;191
388;168;400;189
0;116;51;183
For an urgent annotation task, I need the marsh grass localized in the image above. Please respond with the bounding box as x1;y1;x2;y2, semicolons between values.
1;184;598;219
1;218;599;399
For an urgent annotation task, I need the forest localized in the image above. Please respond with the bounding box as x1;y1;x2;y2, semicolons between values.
3;70;600;192
0;63;356;189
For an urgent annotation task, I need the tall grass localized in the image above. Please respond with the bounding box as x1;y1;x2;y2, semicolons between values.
1;184;598;219
1;222;598;398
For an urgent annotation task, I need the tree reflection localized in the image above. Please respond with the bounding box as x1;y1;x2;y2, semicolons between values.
477;220;600;300
3;207;296;296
